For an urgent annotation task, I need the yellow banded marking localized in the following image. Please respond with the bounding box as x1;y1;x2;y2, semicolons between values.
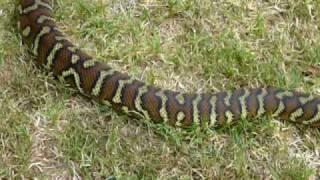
225;110;234;124
112;78;134;104
176;93;185;105
46;43;64;69
299;95;314;104
37;15;54;24
91;69;115;97
61;68;84;94
257;88;268;117
33;26;51;56
67;46;78;53
273;91;293;117
224;91;232;106
53;27;62;34
71;54;80;64
176;111;186;127
134;86;150;120
55;36;65;41
156;91;169;123
22;0;53;14
276;91;294;99
83;59;97;68
22;26;31;37
209;96;217;127
289;108;304;122
303;104;320;125
272;101;285;117
239;89;250;119
192;95;202;125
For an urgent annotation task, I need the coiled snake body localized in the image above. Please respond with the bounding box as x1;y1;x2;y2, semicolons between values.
18;0;320;128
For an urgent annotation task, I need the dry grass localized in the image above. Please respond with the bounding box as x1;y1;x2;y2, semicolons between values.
1;0;320;179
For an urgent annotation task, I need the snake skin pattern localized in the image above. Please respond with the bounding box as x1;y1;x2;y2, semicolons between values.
18;0;320;128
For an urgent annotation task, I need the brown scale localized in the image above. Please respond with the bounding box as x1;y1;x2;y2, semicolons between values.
197;94;211;126
18;0;320;128
19;12;40;44
279;96;301;120
51;44;75;75
37;29;61;65
299;99;319;122
228;88;244;120
246;88;260;117
140;87;164;123
263;87;281;115
178;94;194;127
120;81;143;109
99;72;129;102
21;0;33;6
73;61;110;94
162;90;187;126
20;6;53;38
214;92;229;125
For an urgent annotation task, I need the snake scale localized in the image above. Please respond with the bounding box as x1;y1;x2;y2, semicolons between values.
17;0;320;128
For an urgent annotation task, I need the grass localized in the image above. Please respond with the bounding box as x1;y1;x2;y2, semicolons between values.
1;0;320;179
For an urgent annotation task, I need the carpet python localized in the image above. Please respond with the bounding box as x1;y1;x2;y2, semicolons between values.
17;0;320;128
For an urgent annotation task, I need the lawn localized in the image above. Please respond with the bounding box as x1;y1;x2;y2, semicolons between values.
0;0;320;179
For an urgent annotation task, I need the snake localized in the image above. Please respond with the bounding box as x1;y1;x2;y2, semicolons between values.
17;0;320;129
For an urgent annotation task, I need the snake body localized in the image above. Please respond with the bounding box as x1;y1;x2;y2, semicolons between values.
18;0;320;128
